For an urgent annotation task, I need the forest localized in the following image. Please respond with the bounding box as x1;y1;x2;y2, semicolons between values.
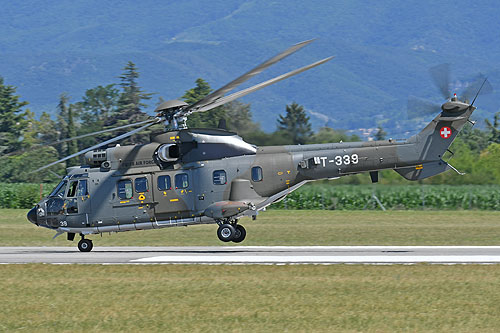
1;61;499;186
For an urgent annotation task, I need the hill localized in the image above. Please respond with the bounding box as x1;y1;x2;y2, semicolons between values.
1;0;500;134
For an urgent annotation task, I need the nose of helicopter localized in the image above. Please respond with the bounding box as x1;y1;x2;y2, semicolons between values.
27;207;37;225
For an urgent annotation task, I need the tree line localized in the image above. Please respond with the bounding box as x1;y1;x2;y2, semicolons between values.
0;61;499;184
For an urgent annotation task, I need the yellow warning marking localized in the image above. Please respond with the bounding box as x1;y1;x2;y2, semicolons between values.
138;194;146;201
170;136;176;140
138;206;143;209
170;199;179;202
163;191;167;195
176;136;179;139
286;180;290;185
277;171;284;175
287;170;291;174
416;164;423;170
120;200;129;204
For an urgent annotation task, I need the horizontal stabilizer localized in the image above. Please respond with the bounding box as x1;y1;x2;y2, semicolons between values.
394;161;451;181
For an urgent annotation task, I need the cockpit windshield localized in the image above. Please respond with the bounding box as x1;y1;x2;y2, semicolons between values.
49;180;68;197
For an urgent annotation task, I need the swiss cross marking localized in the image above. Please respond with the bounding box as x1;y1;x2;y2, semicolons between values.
440;126;451;139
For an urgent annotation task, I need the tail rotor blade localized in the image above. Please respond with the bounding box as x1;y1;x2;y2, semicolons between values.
460;75;493;103
407;96;442;119
429;63;451;99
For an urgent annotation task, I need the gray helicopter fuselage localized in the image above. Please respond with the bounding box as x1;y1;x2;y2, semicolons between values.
28;105;472;236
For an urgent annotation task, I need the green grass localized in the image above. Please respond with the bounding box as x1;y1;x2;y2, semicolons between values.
0;265;499;332
1;209;500;246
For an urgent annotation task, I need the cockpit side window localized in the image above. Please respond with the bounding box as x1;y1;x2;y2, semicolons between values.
49;181;67;197
67;181;78;197
117;180;133;199
77;180;88;196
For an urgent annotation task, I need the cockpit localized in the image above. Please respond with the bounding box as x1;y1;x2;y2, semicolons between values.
27;174;89;228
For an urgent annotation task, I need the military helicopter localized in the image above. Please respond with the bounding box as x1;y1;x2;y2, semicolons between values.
27;40;491;252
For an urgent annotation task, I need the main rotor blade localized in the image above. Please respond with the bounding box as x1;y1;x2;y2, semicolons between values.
43;118;157;147
429;63;451;100
460;75;493;102
32;120;159;173
407;96;442;119
184;39;316;113
0;118;157;159
191;56;334;114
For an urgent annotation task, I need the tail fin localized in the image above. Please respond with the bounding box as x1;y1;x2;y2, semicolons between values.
395;106;475;180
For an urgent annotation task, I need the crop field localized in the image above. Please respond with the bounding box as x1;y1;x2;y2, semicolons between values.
2;183;500;210
1;209;500;246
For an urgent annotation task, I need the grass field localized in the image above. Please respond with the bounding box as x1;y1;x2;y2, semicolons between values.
1;209;500;246
1;265;500;332
2;209;500;332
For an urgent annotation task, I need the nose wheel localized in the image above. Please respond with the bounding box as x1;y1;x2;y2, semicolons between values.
78;237;93;252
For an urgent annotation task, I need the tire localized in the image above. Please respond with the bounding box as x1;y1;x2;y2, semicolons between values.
232;225;246;243
217;224;236;242
78;239;93;252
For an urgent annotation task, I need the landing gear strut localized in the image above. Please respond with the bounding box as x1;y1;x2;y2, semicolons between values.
77;235;93;252
216;222;246;243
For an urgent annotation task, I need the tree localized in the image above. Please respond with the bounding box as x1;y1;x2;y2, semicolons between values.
115;61;152;121
277;102;312;145
75;84;120;148
374;126;387;141
106;61;155;144
183;78;226;128
225;101;260;135
310;127;360;144
485;112;500;144
56;93;79;167
0;76;28;154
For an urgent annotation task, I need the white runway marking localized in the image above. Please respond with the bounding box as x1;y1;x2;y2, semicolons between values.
132;255;500;264
2;246;500;264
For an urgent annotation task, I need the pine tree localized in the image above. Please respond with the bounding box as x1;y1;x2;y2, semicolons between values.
183;78;226;128
277;102;312;145
56;93;79;167
115;61;152;122
106;61;154;144
485;112;500;144
0;76;28;153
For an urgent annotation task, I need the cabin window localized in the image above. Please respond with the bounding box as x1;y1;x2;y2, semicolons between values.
135;177;148;193
175;173;189;189
67;181;78;197
157;175;172;191
213;170;227;185
251;166;263;182
77;180;88;196
117;180;133;199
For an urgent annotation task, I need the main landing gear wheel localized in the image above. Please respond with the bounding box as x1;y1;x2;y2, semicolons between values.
217;224;236;242
78;239;93;252
232;225;246;243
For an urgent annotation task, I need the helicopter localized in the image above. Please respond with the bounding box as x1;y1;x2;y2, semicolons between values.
27;40;492;252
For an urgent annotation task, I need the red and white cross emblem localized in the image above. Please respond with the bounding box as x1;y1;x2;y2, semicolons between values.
440;126;451;139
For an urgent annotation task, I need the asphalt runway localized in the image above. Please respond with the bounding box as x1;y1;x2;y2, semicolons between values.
2;246;500;264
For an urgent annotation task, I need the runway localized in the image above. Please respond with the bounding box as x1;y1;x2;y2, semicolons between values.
2;246;500;264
